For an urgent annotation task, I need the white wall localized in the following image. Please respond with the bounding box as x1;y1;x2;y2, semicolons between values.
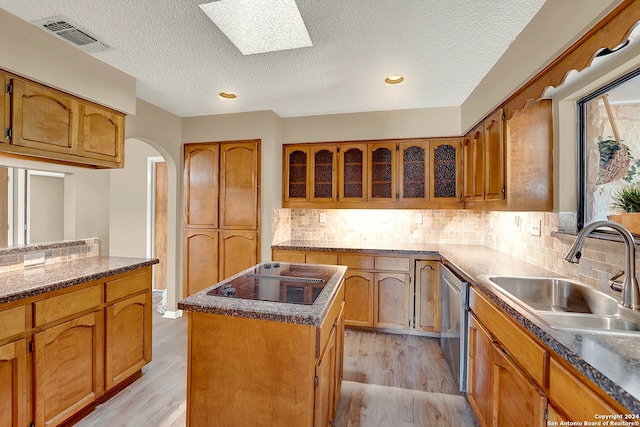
461;0;623;132
29;174;64;244
109;139;162;257
0;9;136;114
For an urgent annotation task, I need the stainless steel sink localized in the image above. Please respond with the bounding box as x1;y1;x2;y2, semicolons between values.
481;276;640;335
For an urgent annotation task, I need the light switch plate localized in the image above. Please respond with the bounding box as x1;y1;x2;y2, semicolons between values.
319;212;326;223
414;213;423;224
530;219;541;236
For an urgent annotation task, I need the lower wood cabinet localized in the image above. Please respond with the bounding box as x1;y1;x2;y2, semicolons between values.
0;338;28;427
34;311;104;427
343;269;374;327
0;266;153;427
469;286;629;425
414;260;440;332
374;272;410;329
105;292;152;390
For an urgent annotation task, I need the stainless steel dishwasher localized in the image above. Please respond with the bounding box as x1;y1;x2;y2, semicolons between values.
440;263;470;393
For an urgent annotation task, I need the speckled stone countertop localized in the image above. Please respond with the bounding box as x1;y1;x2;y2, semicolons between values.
178;263;348;327
273;240;640;414
0;256;159;304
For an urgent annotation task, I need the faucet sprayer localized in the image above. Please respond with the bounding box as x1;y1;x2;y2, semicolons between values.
564;220;640;310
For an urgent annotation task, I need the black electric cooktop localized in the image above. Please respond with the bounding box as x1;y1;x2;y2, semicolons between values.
207;262;338;305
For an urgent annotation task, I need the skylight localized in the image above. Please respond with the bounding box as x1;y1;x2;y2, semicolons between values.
199;0;313;55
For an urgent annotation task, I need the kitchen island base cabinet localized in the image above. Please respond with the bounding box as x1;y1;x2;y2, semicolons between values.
185;287;345;427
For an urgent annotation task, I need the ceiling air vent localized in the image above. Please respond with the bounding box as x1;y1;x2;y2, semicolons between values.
32;16;113;53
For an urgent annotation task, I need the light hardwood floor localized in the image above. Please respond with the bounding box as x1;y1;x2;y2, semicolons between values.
75;293;478;426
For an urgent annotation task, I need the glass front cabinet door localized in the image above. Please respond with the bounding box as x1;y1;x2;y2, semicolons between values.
339;144;367;202
284;146;309;202
310;145;338;202
368;143;397;202
399;140;429;203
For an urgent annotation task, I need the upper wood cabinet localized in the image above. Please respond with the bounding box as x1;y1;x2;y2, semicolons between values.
368;143;397;202
398;140;429;203
311;145;338;202
77;102;124;165
283;138;462;209
483;108;505;201
430;139;461;203
339;143;367;203
283;146;309;202
4;75;125;168
1;72;9;144
462;126;484;202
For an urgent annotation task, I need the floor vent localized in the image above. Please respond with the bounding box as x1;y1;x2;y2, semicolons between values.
32;16;113;53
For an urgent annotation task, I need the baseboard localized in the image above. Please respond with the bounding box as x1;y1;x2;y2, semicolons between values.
163;309;183;319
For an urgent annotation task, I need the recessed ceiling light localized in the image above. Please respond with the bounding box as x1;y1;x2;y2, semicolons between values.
199;0;313;55
385;75;405;84
219;92;237;99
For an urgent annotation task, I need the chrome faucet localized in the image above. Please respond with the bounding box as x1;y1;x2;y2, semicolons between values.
564;220;640;309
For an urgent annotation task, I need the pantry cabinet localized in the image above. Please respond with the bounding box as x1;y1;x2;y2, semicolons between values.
3;73;125;168
183;140;260;297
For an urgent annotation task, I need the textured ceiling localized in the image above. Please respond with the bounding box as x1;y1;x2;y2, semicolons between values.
0;0;547;118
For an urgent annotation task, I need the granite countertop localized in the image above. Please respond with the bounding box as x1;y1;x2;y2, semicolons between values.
178;263;348;327
273;240;640;413
0;256;159;305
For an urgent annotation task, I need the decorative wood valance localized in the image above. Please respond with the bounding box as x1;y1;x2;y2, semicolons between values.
503;0;640;119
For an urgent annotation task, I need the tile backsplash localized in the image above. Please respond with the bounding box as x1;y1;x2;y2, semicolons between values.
273;208;634;295
0;238;100;272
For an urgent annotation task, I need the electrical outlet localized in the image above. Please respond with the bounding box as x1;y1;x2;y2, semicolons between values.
414;213;423;224
530;219;541;236
319;212;326;223
514;215;522;232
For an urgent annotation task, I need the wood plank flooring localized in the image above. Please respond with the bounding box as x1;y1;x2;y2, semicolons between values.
75;293;478;426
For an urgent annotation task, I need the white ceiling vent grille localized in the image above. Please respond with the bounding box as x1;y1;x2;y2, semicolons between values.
32;16;113;53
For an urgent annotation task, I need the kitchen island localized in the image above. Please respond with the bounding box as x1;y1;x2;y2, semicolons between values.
178;262;347;427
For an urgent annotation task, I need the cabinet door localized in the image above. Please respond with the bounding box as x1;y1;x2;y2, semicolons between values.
338;144;367;202
219;231;258;281
0;339;27;427
414;260;440;332
77;102;124;166
491;343;547;427
467;314;494;427
310;145;338;202
1;72;8;143
314;325;336;427
219;141;259;229
462;126;484;201
484;109;505;201
374;272;410;329
183;230;219;297
398;140;429;202
368;143;396;201
105;292;152;391
10;79;78;155
343;270;374;327
430;139;461;202
184;144;219;229
284;146;309;202
34;311;103;427
333;302;345;414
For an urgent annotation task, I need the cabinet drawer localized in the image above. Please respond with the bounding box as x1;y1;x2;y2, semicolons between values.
105;269;152;303
272;249;305;263
34;285;102;327
374;256;409;272
306;253;338;265
470;288;548;387
339;254;374;270
548;358;622;419
0;305;27;341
